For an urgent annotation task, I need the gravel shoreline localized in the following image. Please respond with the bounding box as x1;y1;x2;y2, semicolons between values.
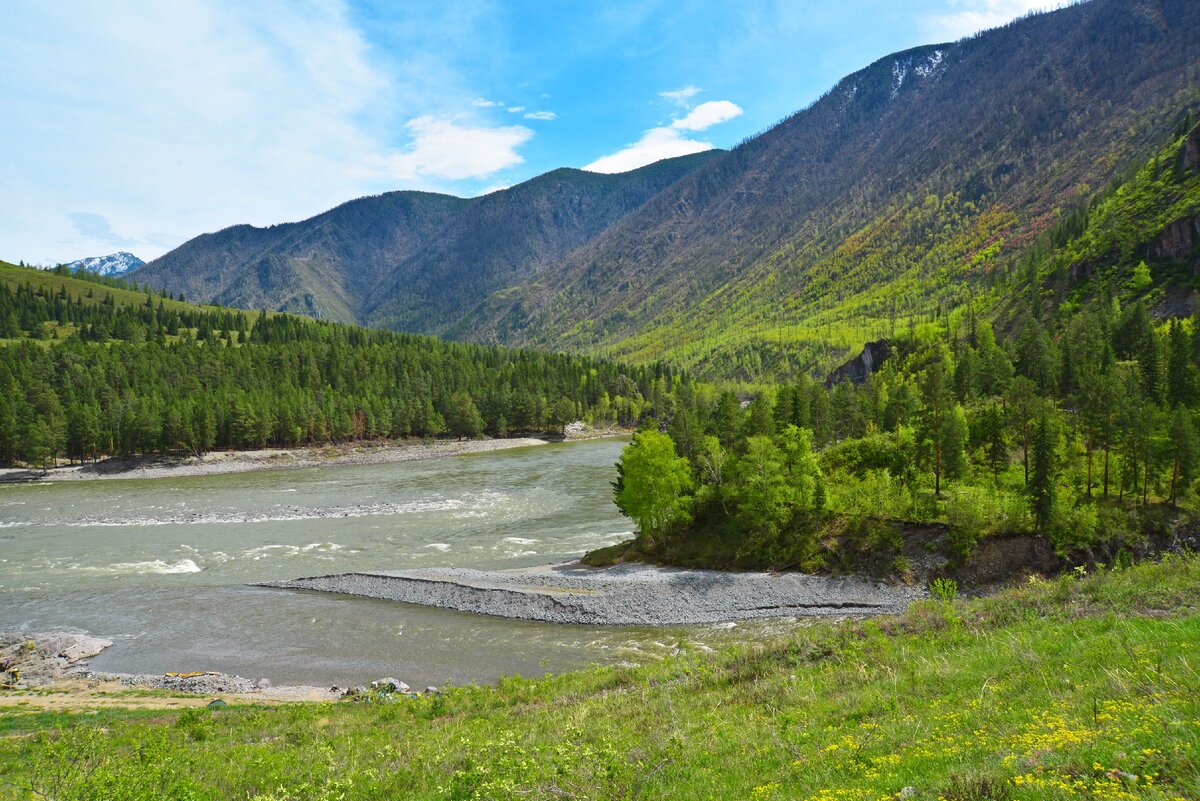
267;561;925;626
0;437;550;483
1;632;340;702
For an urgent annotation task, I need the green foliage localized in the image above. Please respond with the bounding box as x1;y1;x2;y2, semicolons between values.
928;577;958;602
0;262;684;465
1028;412;1058;532
614;430;693;549
4;557;1200;800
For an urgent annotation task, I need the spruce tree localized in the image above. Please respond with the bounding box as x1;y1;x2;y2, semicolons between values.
1028;411;1057;533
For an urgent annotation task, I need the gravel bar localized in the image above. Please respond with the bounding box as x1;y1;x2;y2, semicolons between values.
264;562;925;625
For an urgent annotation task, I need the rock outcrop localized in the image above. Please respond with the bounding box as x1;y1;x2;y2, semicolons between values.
826;340;892;387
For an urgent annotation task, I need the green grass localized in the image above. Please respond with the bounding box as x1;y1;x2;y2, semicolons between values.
2;556;1198;800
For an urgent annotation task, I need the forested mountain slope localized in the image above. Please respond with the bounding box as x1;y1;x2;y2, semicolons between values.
133;0;1200;382
131;153;718;333
0;261;681;467
471;0;1200;379
594;121;1200;579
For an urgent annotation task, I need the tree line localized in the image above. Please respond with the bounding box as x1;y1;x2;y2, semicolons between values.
0;276;683;467
615;299;1200;570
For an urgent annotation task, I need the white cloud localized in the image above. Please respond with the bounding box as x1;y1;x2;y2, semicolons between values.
0;2;537;263
584;94;743;174
659;85;701;105
926;0;1050;41
377;116;533;181
506;106;526;113
671;100;743;131
471;97;504;107
524;111;557;121
584;128;712;174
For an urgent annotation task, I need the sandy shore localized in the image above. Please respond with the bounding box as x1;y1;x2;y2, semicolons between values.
267;561;925;626
0;437;550;483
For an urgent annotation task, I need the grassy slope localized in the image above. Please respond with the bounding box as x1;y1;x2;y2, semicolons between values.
0;261;225;315
1;556;1197;800
0;260;270;345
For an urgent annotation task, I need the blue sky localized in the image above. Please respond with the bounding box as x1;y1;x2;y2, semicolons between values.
0;0;1048;264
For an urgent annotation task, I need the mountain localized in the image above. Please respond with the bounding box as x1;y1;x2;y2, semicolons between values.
468;0;1200;378
131;152;719;331
64;251;144;277
134;0;1200;380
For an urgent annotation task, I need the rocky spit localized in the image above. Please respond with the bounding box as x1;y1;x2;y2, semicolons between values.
265;562;925;626
0;632;339;700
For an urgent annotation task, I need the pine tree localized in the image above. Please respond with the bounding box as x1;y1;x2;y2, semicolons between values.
1028;411;1057;533
1167;319;1195;407
1168;406;1198;507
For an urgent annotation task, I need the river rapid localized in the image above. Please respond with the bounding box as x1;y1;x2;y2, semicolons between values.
0;439;776;687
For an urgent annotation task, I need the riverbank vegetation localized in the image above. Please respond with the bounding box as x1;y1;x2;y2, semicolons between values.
598;120;1200;577
0;261;680;467
1;554;1197;800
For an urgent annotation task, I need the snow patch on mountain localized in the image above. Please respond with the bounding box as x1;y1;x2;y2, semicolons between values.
914;50;946;80
64;252;145;277
891;59;910;99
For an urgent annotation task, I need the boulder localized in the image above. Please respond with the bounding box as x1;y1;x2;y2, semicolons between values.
371;677;409;693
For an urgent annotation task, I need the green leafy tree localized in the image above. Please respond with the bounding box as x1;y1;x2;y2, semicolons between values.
729;435;792;549
614;431;693;550
447;392;485;440
919;360;957;495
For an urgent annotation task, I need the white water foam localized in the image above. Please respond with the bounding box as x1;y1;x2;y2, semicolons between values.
53;497;478;527
99;558;202;575
241;543;344;560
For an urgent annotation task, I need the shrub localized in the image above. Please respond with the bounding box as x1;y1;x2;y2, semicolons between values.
929;577;959;602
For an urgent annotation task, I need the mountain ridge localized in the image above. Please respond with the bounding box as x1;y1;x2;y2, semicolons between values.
133;0;1200;379
63;251;144;277
133;153;720;329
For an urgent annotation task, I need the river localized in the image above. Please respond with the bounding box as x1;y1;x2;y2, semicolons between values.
0;439;775;687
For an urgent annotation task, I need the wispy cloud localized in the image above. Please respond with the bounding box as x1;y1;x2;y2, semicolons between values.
69;213;139;248
0;2;538;262
925;0;1050;41
377;117;533;181
584;94;741;173
524;111;557;121
659;85;701;105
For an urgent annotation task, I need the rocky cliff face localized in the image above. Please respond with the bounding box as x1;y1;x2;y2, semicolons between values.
1183;122;1200;171
826;340;892;386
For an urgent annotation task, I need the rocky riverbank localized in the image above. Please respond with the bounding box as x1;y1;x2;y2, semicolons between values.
266;561;925;626
0;437;549;483
0;632;340;704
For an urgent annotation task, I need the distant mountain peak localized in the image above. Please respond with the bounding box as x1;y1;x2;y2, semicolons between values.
65;252;145;277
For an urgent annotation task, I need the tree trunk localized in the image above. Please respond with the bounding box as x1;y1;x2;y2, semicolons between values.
1085;428;1094;499
1103;438;1110;498
1022;423;1029;486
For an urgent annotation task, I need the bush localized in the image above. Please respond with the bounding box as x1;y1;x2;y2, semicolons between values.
929;577;959;602
1048;498;1100;556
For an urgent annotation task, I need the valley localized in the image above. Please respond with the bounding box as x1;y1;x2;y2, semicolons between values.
4;0;1200;798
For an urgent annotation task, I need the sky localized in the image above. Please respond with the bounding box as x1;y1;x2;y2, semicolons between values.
0;0;1052;265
